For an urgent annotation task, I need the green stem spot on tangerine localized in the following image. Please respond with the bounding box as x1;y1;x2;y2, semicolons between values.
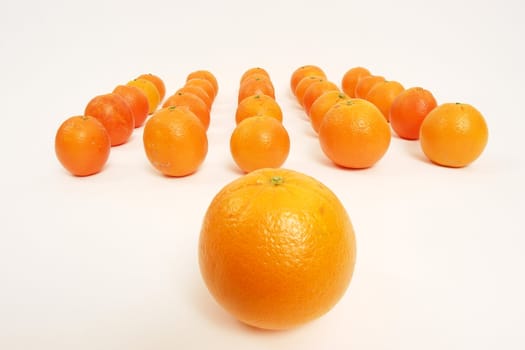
271;176;284;186
168;106;177;110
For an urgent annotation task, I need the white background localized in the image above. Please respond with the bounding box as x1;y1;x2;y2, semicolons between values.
1;0;524;349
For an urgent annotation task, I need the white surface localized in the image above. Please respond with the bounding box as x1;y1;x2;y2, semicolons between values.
1;0;524;349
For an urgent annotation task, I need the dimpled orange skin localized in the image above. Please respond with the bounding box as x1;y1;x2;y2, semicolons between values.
419;103;489;167
199;168;356;330
143;106;208;177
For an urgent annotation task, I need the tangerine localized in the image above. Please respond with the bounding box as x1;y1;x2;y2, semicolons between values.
419;102;488;167
230;116;290;173
55;115;110;176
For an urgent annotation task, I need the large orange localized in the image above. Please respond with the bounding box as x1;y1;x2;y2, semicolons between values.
419;102;488;167
199;168;356;330
319;99;391;168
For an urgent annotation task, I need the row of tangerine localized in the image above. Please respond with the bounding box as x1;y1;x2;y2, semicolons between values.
291;65;488;168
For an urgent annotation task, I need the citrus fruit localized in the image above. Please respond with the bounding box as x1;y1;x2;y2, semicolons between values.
238;74;275;103
162;91;210;130
199;168;356;330
84;93;134;146
341;67;371;98
127;78;161;114
137;73;166;102
143;106;208;177
302;80;339;115
230;116;290;173
294;75;325;107
235;94;283;124
55;115;111;176
365;80;405;121
240;67;271;84
290;65;326;94
186;78;217;103
174;85;212;110
319;99;391;168
419;102;488;167
354;75;385;99
309;91;349;133
389;87;437;140
187;70;218;97
113;84;149;128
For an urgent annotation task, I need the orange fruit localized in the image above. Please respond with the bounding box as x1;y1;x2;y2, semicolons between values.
389;87;437;140
162;91;210;131
341;67;371;98
185;78;217;103
290;65;326;94
294;75;325;107
174;85;213;110
238;74;275;103
419;102;488;167
55;115;110;176
240;67;271;83
354;75;385;99
127;78;161;114
309;91;349;133
113;84;149;128
229;116;290;173
235;94;283;124
143;106;208;177
199;167;356;330
365;80;405;121
187;70;218;97
84;93;134;146
319;99;391;168
137;73;166;102
302;80;339;115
